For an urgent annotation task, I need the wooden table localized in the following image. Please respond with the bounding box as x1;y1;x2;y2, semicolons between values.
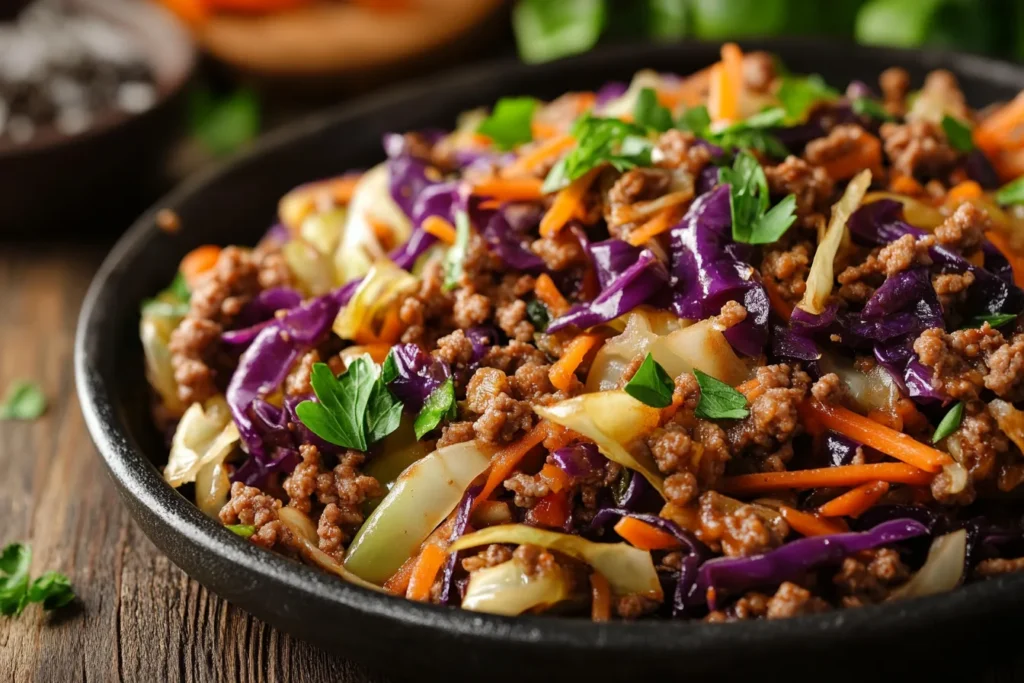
1;245;1022;683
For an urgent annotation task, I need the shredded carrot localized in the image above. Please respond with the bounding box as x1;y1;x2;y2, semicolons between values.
799;400;952;473
406;544;447;602
819;130;882;181
946;180;983;205
422;215;457;244
866;408;903;432
366;214;395;246
158;0;208;25
763;279;794;322
473;422;552;509
974;91;1024;156
539;463;571;493
613;517;681;551
179;245;221;288
985;230;1024;288
383;555;416;595
778;505;848;537
735;378;766;402
590;572;612;622
539;167;602;238
329;174;362;205
472;177;545;203
534;273;570;315
531;120;562;140
818;481;890;518
627;206;684;246
718;463;934;495
990;148;1024;183
529;491;571;529
503;135;575;178
709;43;743;124
889;174;925;196
478;199;502;210
549;333;603;392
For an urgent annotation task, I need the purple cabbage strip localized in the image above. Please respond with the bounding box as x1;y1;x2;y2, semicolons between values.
480;207;545;272
550;443;607;479
965;149;1001;189
587;238;644;290
438;485;482;605
668;184;770;356
595;81;628;107
823;431;863;467
694;519;928;610
231;287;303;332
384;343;452;412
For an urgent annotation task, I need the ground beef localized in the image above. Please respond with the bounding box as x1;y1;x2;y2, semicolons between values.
933;271;975;315
398;260;454;346
743;51;777;92
646;418;731;504
436;420;476;448
974;557;1024;578
881;120;960;179
664;471;699;507
167;318;222;404
761;241;812;304
763;156;833;227
317;503;348;560
504;471;551;508
315;451;381;516
984;335;1024;401
531;230;588;271
433;329;475;368
187;246;261;321
461;544;514;573
495;300;535;342
654;129;713;175
706;582;828;621
283;444;321;514
285;350;320;396
714;300;748;330
706;592;768;622
836;251;883;305
452;288;492;329
481;340;547;374
913;325;1010;400
513;544;559;578
615;595;661;620
879;67;910;116
934;202;989;254
255;247;295;291
810;373;848;405
803;124;877;173
220;481;294;552
876;233;932;276
957;401;1010;483
604;167;672;238
695;491;788;557
510;362;556;402
465;367;535;444
833;548;911;607
920;69;970;121
726;364;811;468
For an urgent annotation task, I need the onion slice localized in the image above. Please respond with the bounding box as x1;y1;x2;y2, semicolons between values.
889;528;967;601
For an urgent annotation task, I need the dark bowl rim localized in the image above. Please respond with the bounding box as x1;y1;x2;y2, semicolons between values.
75;38;1024;657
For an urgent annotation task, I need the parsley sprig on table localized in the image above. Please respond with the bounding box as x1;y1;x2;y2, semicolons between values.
1;543;75;617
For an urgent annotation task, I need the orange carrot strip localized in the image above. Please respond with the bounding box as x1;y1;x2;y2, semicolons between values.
478;199;502;210
819;131;882;181
406;544;446;602
763;279;794;322
799;400;952;473
472;177;545;203
974;92;1024;155
329;174;362;205
709;43;743;124
985;230;1024;288
384;555;416;595
818;481;890;518
539;463;571;493
549;333;603;392
736;378;766;402
539;167;602;238
534;273;570;315
718;463;934;495
590;572;612;622
503;135;575;178
158;0;209;25
528;490;571;529
627;206;683;246
778;505;848;537
179;245;221;288
422;215;457;244
531;120;562;141
613;517;682;551
473;422;552;509
946;180;983;205
889;174;925;196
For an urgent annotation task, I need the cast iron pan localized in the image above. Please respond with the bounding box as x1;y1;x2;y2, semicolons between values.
75;41;1024;681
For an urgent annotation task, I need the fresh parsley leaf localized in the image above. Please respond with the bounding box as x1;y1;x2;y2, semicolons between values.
141;272;191;318
677;104;711;135
941;115;975;152
1;543;74;616
526;299;551;332
693;369;749;420
477;97;538;150
996;176;1024;206
542;114;653;193
189;87;261;158
775;75;839;123
381;351;399;384
708;107;788;158
932;401;964;443
0;382;46;421
226;524;256;539
168;272;190;302
444;210;472;291
623;353;674;408
414;377;457;439
296;358;401;451
512;0;606;64
851;96;895;121
968;313;1018;329
719;150;797;245
27;572;75;611
634;87;674;132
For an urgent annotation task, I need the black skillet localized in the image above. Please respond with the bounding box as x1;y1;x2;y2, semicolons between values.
75;40;1024;682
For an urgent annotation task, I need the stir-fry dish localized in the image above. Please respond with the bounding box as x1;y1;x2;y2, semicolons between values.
144;44;1024;621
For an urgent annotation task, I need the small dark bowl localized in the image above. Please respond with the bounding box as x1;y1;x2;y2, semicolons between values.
0;0;195;237
76;41;1024;682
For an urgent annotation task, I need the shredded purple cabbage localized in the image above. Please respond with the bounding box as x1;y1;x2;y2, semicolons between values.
384;342;451;412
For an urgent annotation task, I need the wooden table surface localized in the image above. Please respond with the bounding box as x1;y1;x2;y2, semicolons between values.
0;244;1021;683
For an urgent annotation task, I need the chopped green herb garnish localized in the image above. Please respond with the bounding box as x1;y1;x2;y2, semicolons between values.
634;87;674;132
477;97;538;150
677;104;711;135
526;299;551;332
296;359;402;451
189;87;261;158
941;114;975;152
443;210;472;291
710;108;789;158
968;313;1018;329
719;150;798;245
380;351;399;384
226;524;256;539
141;272;191;319
1;543;74;616
543;114;653;193
0;381;46;421
932;401;964;443
996;176;1024;206
851;96;895;121
414;377;458;440
693;369;749;420
775;74;839;123
623;353;674;408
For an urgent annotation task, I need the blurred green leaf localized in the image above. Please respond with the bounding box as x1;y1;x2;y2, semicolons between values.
189;87;261;158
513;0;607;64
855;0;943;48
690;0;789;39
647;0;688;40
